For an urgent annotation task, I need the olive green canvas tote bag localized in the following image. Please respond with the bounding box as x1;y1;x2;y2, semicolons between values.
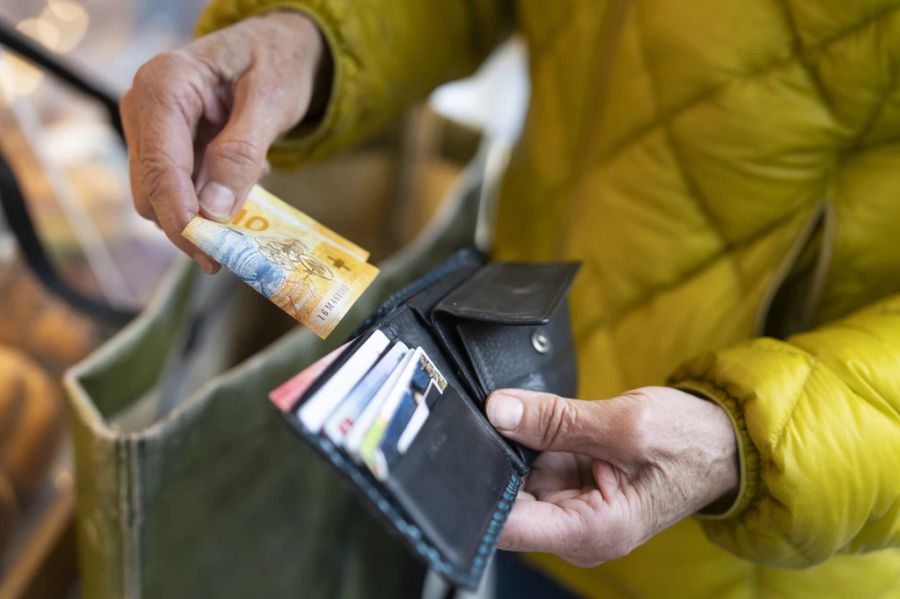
64;166;483;598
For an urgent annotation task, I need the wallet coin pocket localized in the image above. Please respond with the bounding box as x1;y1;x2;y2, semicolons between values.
430;261;580;401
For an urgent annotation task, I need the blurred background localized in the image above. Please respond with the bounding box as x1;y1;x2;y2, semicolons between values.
0;1;527;597
0;2;201;597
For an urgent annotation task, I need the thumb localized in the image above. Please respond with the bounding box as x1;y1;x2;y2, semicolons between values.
486;389;614;455
196;77;284;221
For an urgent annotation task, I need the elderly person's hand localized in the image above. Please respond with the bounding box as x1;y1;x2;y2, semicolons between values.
486;386;739;566
120;11;326;272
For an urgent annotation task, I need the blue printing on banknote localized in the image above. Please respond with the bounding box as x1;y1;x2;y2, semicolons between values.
205;225;287;296
297;417;521;588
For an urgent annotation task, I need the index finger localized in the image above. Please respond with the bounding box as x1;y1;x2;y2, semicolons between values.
129;53;217;272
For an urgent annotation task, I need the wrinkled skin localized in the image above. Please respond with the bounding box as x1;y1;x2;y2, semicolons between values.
120;11;323;273
486;387;738;566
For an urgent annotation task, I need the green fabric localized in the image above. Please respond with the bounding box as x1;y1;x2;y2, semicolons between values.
64;169;482;598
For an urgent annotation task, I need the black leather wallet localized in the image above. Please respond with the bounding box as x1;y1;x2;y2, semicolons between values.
281;248;580;589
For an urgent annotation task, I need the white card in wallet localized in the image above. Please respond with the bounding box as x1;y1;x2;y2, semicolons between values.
297;330;390;431
343;346;417;457
322;341;410;443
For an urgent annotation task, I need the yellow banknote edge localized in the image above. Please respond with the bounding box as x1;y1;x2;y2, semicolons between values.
240;185;369;261
182;188;379;339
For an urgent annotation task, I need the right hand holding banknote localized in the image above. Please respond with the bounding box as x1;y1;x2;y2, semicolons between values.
120;10;328;273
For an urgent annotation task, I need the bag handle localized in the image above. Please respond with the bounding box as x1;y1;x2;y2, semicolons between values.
0;19;134;326
0;20;122;137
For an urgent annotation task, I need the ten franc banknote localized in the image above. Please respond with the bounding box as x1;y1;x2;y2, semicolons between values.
182;185;379;339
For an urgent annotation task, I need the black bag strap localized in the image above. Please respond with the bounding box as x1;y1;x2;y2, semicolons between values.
0;20;122;137
0;19;134;326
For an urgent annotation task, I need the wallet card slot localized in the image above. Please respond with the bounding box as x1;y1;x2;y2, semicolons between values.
377;313;528;472
291;328;378;410
384;383;521;575
282;410;508;589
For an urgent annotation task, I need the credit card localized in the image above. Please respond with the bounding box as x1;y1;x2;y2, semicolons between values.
395;359;446;453
343;348;417;457
366;389;417;478
360;349;447;479
322;341;409;443
368;351;447;479
269;342;350;412
297;329;390;431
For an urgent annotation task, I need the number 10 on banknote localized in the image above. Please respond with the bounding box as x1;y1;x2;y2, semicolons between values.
182;185;379;338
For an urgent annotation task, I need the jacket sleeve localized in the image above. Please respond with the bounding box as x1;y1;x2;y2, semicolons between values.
670;293;900;567
195;0;510;168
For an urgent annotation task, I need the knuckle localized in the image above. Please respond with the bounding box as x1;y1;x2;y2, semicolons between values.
612;509;648;558
625;398;652;431
618;393;654;455
250;79;282;106
131;52;199;110
208;138;262;171
133;200;154;220
561;515;601;567
163;228;191;252
137;154;188;206
596;523;636;563
614;524;641;558
558;509;642;568
134;52;187;86
132;60;161;92
496;527;521;552
137;154;170;191
538;394;578;449
608;538;634;562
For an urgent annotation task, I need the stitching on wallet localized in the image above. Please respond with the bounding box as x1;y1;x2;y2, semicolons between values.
470;474;521;577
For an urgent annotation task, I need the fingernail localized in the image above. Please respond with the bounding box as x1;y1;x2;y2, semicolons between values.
199;182;236;221
487;393;523;432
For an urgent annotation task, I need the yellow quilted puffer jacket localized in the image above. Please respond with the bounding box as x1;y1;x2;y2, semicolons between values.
199;1;900;597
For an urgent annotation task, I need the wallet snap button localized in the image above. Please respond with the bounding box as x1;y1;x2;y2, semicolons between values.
531;332;551;354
